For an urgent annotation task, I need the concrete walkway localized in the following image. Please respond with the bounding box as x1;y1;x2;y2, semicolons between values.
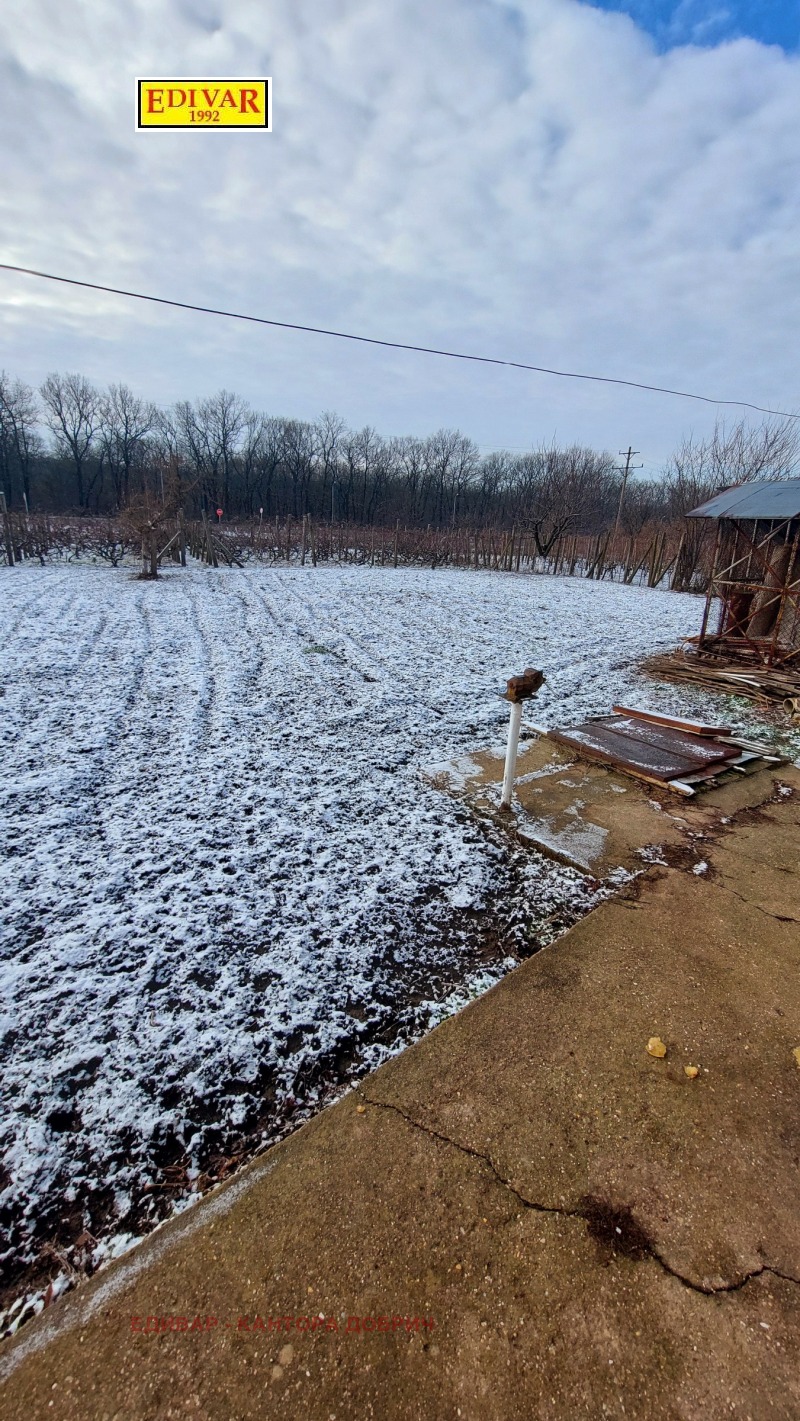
2;765;799;1420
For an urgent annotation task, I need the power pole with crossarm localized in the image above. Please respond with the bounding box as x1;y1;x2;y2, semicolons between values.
612;446;643;550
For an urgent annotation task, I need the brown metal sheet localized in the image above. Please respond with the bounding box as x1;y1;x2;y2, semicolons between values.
598;716;740;765
611;705;732;737
549;724;706;782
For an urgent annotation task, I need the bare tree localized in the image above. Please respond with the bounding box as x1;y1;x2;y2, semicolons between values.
151;407;182;464
515;443;617;555
208;390;249;508
175;391;248;510
717;415;800;484
619;478;668;537
0;373;39;509
474;451;513;527
252;416;285;517
662;415;800;519
121;471;186;579
393;436;428;524
99;384;157;506
40;373;101;508
275;419;314;519
423;429;480;527
340;426;390;525
236;411;267;517
314;411;346;521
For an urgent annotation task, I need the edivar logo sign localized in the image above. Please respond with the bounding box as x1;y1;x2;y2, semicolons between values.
137;79;271;130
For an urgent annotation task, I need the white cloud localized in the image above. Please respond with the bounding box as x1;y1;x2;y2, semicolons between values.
0;0;798;468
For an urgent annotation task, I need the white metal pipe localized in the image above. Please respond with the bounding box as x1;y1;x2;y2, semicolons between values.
500;699;523;810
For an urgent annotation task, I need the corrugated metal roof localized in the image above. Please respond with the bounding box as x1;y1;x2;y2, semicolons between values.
687;479;800;520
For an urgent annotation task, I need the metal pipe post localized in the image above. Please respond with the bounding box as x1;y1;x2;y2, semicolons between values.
500;699;524;810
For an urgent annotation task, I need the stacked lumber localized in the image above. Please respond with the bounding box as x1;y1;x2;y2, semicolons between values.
642;651;800;719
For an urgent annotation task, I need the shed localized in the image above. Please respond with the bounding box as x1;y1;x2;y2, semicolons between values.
687;478;800;667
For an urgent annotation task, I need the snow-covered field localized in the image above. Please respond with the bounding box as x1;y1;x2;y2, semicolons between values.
0;563;782;1316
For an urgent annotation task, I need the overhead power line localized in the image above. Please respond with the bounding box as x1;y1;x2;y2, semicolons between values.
1;261;798;421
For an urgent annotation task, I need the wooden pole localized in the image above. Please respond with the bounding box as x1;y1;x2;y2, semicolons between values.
0;491;15;567
698;521;722;644
612;446;642;557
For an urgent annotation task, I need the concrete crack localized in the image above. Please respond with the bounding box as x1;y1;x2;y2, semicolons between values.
361;1088;576;1218
715;882;800;924
360;1091;800;1298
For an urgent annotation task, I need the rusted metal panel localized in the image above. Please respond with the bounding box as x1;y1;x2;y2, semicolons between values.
548;723;709;782
611;705;732;737
687;479;800;521
599;715;740;765
548;713;743;789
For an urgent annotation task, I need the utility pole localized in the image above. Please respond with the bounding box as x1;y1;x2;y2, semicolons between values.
613;446;643;550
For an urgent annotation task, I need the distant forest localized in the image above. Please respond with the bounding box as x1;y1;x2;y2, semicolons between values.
1;370;798;548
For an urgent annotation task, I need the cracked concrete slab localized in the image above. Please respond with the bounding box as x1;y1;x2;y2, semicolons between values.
366;867;800;1292
1;1099;799;1421
702;787;800;923
707;842;800;923
1;769;799;1419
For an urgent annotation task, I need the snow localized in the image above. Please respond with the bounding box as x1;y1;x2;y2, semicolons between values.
518;815;609;874
0;562;791;1309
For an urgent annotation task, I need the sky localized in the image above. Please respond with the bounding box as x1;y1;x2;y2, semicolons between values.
589;0;800;51
1;0;799;474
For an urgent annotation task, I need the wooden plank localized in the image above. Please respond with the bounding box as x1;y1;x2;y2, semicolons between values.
596;716;740;765
611;705;732;737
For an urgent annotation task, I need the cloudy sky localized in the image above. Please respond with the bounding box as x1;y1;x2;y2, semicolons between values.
1;0;799;471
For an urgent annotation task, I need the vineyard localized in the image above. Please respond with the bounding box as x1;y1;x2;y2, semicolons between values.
0;509;706;591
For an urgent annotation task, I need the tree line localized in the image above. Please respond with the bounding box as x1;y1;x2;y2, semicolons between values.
1;371;798;552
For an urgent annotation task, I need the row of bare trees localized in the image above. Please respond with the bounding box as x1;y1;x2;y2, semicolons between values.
2;371;799;562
